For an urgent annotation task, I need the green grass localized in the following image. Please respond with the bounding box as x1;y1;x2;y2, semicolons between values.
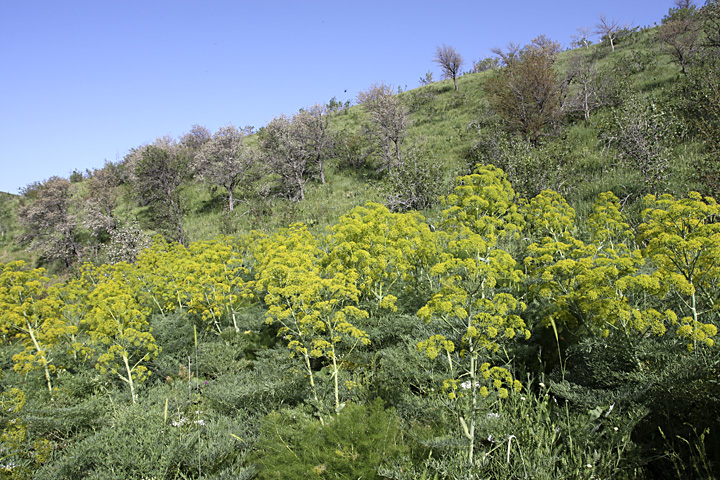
0;191;31;264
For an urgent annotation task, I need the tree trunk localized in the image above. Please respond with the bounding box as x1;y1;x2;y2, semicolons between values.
318;158;326;184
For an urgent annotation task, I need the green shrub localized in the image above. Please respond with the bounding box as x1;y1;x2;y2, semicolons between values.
254;399;408;479
37;401;255;480
203;347;307;415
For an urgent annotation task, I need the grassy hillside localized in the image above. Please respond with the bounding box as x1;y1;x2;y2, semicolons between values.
0;192;30;265
175;23;707;243
1;20;709;266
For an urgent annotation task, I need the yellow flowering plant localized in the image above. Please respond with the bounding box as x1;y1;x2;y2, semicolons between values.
182;237;255;334
524;191;671;342
640;192;720;351
80;264;160;403
0;261;73;395
256;224;370;414
323;202;441;312
417;166;529;465
0;386;52;474
440;164;524;246
129;237;194;315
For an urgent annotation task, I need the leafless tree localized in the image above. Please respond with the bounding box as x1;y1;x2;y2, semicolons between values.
194;125;259;212
259;104;336;201
356;83;408;173
658;4;701;74
563;51;607;121
571;27;593;49
595;15;621;51
434;44;464;92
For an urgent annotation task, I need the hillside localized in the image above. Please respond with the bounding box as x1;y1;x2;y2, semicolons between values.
0;17;712;268
2;3;720;479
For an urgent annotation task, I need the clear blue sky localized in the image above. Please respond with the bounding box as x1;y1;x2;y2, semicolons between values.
0;0;673;194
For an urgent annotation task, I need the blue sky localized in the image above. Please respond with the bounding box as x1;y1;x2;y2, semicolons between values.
0;0;673;194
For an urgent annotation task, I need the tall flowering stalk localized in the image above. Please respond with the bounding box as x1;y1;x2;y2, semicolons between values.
640;192;720;351
256;224;370;414
0;262;71;395
418;166;528;465
81;264;160;403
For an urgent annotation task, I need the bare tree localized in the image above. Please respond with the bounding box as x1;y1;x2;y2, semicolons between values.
194;125;259;212
571;27;593;49
564;51;607;121
595;15;621;51
658;3;701;74
356;83;408;173
259;105;335;201
434;44;464;92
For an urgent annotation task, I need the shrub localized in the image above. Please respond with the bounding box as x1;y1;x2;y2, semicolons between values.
254;399;408;479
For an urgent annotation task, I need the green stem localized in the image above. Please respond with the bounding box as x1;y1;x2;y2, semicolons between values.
331;346;340;413
122;354;137;403
27;321;53;395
